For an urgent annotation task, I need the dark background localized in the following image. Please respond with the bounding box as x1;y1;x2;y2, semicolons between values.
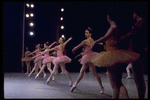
4;2;148;74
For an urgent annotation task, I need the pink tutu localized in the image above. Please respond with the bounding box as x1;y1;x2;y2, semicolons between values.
53;50;72;65
42;54;56;64
34;52;44;63
80;52;98;64
53;56;71;65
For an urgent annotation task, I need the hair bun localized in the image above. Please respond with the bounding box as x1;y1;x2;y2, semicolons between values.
88;27;93;31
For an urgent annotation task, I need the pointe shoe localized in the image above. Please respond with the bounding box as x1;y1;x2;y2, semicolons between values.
70;84;77;92
43;73;46;78
35;74;39;79
46;78;50;84
52;76;55;81
69;81;73;87
28;73;31;77
100;87;104;94
126;76;131;79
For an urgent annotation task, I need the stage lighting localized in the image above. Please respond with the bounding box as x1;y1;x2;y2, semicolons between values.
61;35;65;38
61;25;64;29
29;32;34;36
30;13;34;17
29;22;34;26
31;4;34;8
60;17;63;21
61;8;64;12
26;3;30;7
26;14;29;18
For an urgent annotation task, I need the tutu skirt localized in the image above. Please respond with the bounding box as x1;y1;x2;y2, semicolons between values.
42;55;56;64
80;52;98;64
21;57;34;62
34;56;44;63
53;56;72;65
91;49;140;67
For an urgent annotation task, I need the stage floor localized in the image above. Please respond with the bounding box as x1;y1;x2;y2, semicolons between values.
4;72;148;99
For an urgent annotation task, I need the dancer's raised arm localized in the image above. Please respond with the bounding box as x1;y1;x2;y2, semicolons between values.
63;37;73;47
48;41;57;49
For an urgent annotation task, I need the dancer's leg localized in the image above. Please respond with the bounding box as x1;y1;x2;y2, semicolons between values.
59;63;73;86
47;63;55;80
126;63;132;79
38;60;46;78
70;63;88;92
35;64;46;79
25;61;31;74
46;64;59;84
107;64;129;99
132;57;146;99
28;63;38;77
88;62;104;94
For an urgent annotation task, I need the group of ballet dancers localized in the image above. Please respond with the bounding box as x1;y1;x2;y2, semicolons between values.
21;4;147;99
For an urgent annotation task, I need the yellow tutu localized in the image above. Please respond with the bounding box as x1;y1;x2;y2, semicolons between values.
91;49;140;67
21;57;34;62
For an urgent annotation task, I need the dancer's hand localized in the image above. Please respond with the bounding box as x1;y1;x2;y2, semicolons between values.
68;37;73;41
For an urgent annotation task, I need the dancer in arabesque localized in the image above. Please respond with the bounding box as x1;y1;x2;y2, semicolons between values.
35;41;57;80
71;27;104;94
90;5;141;99
28;44;46;77
34;37;73;86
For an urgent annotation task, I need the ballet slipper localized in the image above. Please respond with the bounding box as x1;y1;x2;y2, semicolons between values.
52;76;55;81
28;73;31;77
46;78;50;84
100;87;104;94
35;74;39;79
126;76;131;79
70;84;77;92
69;81;73;87
43;73;46;78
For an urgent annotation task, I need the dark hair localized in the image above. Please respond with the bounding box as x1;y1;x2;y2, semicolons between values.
85;27;93;34
60;37;65;42
133;3;147;19
107;4;124;23
45;41;49;46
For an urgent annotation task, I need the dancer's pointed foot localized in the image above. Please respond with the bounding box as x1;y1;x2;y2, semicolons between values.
35;74;39;79
28;73;31;77
46;78;50;84
25;72;29;74
70;83;77;92
100;87;104;94
52;76;55;81
43;73;46;78
69;81;73;87
126;76;131;79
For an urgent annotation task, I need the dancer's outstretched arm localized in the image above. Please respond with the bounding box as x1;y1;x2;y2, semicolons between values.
48;42;57;49
63;37;73;47
72;40;86;54
29;48;39;56
91;27;115;48
32;46;57;58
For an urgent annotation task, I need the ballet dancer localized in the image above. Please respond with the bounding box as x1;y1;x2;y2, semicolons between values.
21;47;33;74
90;5;141;99
34;37;73;86
28;44;46;77
34;41;57;80
71;27;104;94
